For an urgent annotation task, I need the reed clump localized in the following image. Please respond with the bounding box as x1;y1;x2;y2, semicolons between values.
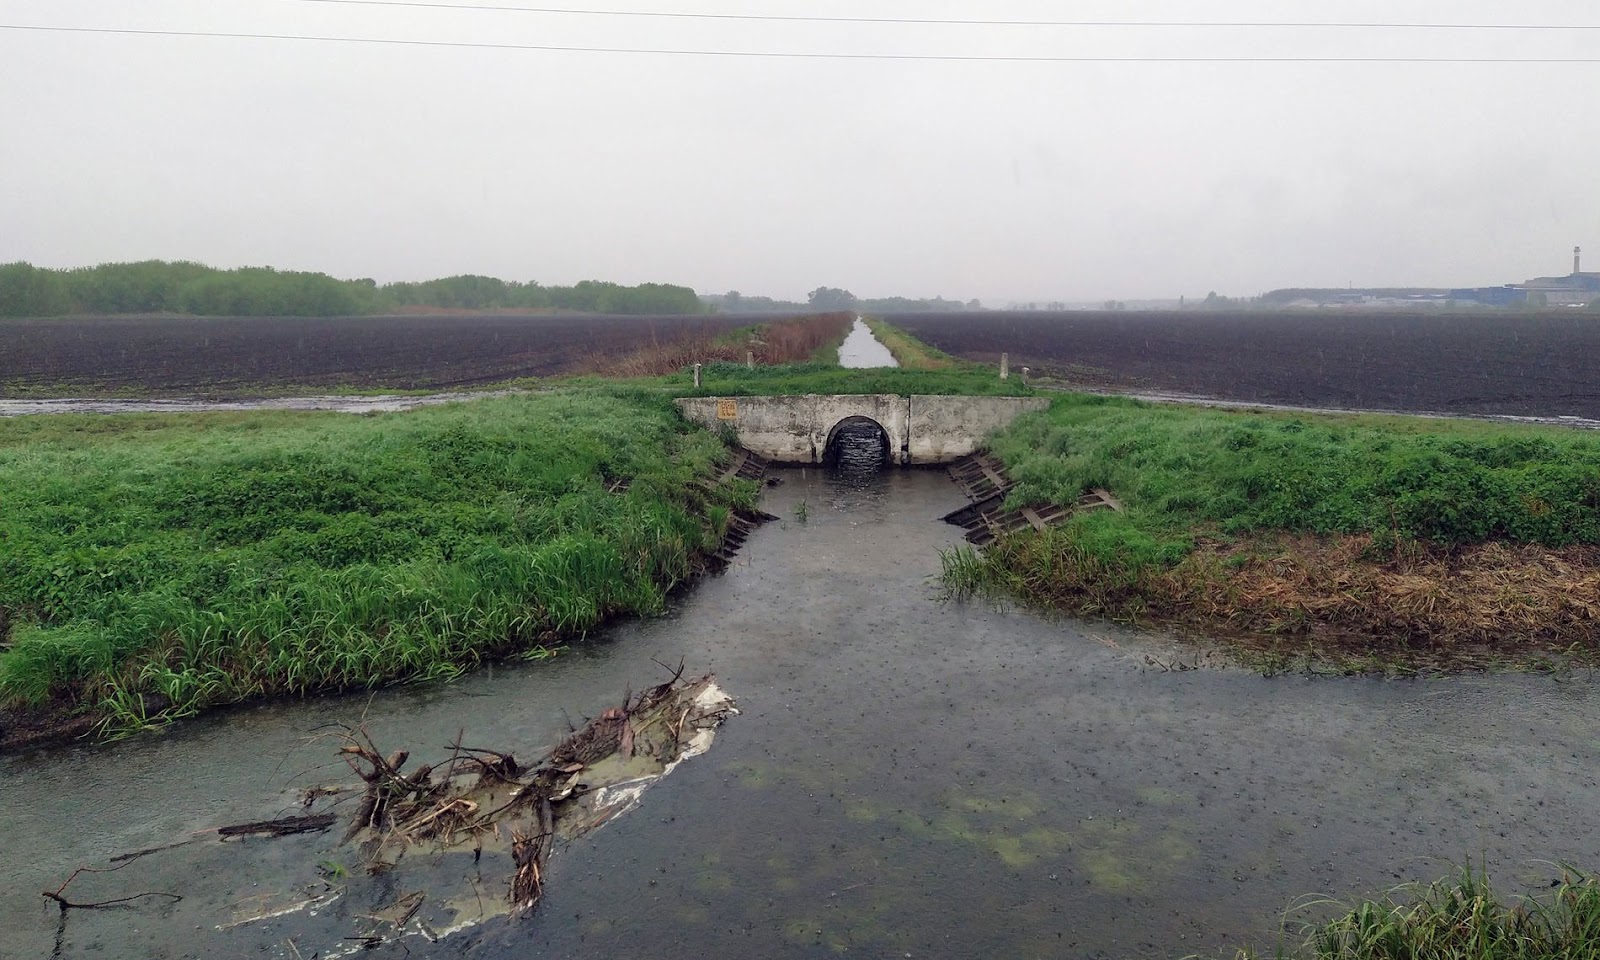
949;529;1600;666
1227;865;1600;959
0;391;757;737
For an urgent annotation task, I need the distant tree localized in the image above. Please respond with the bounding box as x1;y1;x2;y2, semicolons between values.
966;299;983;310
0;260;708;317
0;262;72;317
857;295;972;314
807;287;858;311
723;290;742;310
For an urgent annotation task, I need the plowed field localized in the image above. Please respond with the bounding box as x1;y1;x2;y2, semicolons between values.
0;313;753;396
893;311;1600;419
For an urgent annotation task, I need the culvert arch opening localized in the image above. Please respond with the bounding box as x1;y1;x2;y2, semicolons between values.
823;416;891;479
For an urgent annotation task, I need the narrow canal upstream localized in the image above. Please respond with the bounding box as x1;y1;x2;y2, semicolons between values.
836;317;899;368
4;466;1599;959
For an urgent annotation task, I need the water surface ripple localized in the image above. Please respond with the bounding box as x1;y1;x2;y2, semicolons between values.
2;469;1597;958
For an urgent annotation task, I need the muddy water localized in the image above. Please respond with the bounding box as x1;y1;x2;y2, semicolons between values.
4;469;1600;959
837;317;899;368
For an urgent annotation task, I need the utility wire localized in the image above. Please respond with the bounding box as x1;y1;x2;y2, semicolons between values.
270;0;1600;31
5;23;1600;61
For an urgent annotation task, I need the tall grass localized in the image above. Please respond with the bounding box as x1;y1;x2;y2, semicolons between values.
862;317;956;370
597;313;854;377
992;395;1600;554
945;395;1600;661
1231;865;1600;959
0;391;756;733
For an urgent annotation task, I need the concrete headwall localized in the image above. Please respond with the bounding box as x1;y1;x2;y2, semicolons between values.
673;394;1050;465
907;395;1050;463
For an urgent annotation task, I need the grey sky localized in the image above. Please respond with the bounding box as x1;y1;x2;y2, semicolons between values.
1;0;1596;303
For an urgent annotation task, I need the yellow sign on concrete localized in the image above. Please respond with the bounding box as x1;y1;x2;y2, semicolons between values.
716;399;738;421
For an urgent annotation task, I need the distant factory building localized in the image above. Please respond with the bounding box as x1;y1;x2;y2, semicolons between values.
1448;286;1527;307
1520;246;1600;307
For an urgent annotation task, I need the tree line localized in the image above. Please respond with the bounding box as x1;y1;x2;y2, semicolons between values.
702;287;982;314
0;261;708;318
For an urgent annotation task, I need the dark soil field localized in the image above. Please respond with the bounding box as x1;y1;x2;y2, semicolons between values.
0;313;761;396
893;310;1600;420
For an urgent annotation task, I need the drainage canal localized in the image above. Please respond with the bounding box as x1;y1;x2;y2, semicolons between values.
822;416;891;480
5;469;1600;959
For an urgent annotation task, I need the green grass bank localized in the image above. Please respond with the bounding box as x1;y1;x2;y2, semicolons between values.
945;394;1600;668
1221;866;1600;960
0;390;756;744
861;316;957;370
647;359;1028;397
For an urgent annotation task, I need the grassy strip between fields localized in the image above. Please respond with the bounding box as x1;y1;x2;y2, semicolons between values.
0;389;758;740
587;312;855;377
1221;866;1600;960
648;360;1031;397
944;393;1600;668
862;316;957;370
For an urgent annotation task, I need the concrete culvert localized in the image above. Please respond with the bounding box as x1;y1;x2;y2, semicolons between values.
824;415;891;479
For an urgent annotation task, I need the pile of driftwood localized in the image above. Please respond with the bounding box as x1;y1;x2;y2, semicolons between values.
333;668;734;910
43;669;736;936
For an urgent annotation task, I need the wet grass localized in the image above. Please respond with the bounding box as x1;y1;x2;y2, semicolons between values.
993;395;1600;549
945;394;1600;665
1226;865;1600;959
650;360;1031;397
0;390;756;736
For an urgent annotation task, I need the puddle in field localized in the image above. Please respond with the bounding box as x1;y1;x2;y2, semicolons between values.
3;467;1599;959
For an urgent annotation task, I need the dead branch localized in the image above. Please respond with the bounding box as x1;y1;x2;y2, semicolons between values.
42;863;182;912
218;814;338;838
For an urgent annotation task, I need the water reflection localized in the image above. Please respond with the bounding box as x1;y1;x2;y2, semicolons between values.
836;317;899;369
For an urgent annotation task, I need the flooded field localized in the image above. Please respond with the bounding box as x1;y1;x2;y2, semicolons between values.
4;466;1598;958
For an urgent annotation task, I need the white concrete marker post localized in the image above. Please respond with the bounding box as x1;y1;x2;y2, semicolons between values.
693;363;702;388
1000;353;1009;380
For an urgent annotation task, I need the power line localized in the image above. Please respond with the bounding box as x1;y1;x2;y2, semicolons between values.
5;23;1600;62
270;0;1600;31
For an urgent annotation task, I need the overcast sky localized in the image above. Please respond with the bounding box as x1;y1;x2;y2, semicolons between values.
1;0;1596;303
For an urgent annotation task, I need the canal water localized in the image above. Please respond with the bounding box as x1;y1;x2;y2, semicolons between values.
837;317;899;369
4;467;1599;959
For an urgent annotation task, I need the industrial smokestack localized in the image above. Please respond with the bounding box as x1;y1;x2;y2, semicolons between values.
1577;245;1583;275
